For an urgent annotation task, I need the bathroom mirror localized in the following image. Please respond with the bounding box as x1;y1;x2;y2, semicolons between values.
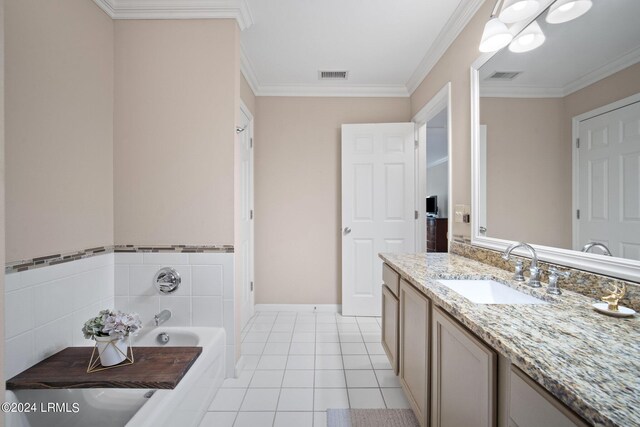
471;0;640;281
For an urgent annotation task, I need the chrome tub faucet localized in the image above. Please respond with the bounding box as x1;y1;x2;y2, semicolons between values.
154;309;172;326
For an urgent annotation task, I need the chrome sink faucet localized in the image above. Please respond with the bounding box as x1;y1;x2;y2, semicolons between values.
154;309;172;326
502;242;541;288
581;242;612;257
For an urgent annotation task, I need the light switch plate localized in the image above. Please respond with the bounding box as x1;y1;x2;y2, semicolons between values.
454;204;470;223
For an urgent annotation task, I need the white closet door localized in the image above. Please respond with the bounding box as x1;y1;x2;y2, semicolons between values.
341;123;415;316
577;101;640;260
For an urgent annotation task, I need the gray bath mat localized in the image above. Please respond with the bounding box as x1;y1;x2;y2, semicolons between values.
327;409;419;427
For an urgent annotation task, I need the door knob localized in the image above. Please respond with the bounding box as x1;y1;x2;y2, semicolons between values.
344;227;352;235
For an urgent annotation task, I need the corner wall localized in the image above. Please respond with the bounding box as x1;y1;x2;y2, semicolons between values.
5;0;114;263
254;97;411;305
113;19;239;246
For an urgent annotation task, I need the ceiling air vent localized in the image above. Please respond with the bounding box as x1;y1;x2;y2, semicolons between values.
487;71;522;81
319;70;349;80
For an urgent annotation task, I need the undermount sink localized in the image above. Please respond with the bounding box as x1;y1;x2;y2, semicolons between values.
437;280;547;305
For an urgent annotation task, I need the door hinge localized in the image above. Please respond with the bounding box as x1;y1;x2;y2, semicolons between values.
414;139;419;149
250;281;254;292
415;210;419;220
576;209;580;219
250;209;254;220
576;138;580;149
250;137;253;148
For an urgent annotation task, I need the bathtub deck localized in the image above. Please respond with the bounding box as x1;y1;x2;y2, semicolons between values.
7;346;202;390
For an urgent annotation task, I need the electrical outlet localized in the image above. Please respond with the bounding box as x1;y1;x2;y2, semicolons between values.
454;204;470;223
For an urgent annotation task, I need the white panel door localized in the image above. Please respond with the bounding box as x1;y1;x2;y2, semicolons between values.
238;107;254;329
577;101;640;260
342;123;415;316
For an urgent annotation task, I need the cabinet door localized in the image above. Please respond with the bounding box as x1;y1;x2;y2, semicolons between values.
382;285;399;374
382;263;400;297
400;279;430;427
432;306;496;427
509;366;588;427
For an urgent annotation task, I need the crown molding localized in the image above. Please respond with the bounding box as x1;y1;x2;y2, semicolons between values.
240;43;260;95
480;85;565;98
92;0;254;29
406;0;485;95
563;46;640;97
480;48;640;99
427;156;449;168
255;84;410;98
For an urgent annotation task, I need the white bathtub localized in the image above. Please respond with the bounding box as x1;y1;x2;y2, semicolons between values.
6;327;226;427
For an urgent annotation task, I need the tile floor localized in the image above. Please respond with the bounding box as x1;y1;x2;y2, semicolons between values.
199;311;410;427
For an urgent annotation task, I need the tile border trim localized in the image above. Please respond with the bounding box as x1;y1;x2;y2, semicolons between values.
6;244;234;274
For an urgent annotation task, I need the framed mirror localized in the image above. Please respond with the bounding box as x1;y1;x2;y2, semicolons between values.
471;0;640;281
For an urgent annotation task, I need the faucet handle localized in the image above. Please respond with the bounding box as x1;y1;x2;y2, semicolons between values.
512;259;525;282
549;266;570;279
547;267;570;295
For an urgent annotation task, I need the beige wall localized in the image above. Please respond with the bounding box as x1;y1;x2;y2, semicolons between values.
5;0;114;262
114;19;239;246
255;97;411;304
481;98;569;247
563;62;640;144
240;74;256;116
410;0;494;240
479;63;640;249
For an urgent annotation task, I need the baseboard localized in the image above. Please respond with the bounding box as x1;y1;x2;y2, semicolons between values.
234;355;246;377
254;304;342;313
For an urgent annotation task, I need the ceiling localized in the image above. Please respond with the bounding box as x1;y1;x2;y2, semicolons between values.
480;0;640;97
93;0;485;97
241;0;483;97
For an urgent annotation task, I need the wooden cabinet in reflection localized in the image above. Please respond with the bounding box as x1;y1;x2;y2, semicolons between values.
426;217;448;253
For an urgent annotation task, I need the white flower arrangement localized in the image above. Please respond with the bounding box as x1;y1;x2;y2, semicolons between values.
82;309;142;340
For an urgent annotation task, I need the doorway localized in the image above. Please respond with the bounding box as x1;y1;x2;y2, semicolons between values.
238;102;255;329
573;95;640;260
414;83;452;253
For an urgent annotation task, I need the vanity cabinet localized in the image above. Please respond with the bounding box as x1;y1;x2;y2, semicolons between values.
382;263;400;374
507;366;588;427
382;261;591;427
382;285;399;374
399;278;431;427
432;306;496;427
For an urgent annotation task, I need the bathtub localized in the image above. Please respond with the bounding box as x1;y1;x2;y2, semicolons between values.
6;327;226;427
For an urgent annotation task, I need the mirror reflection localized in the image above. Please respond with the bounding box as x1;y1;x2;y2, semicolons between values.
477;0;640;261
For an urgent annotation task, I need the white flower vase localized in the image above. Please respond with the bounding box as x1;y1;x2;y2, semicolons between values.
95;336;128;366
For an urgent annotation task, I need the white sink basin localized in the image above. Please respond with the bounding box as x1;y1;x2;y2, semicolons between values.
437;280;547;305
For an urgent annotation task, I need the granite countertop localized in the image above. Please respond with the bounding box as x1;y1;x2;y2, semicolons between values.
379;252;640;427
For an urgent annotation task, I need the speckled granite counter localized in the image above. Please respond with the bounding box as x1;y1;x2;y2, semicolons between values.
379;252;640;427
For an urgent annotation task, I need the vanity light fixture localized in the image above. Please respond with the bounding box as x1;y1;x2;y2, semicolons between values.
546;0;592;24
499;0;540;24
480;17;513;53
479;0;513;53
509;21;545;53
480;0;592;53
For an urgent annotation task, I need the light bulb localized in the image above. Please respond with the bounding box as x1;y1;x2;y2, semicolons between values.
509;21;545;53
499;0;541;24
546;0;592;24
479;18;514;53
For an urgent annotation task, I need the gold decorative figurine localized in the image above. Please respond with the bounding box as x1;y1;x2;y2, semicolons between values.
601;283;627;312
